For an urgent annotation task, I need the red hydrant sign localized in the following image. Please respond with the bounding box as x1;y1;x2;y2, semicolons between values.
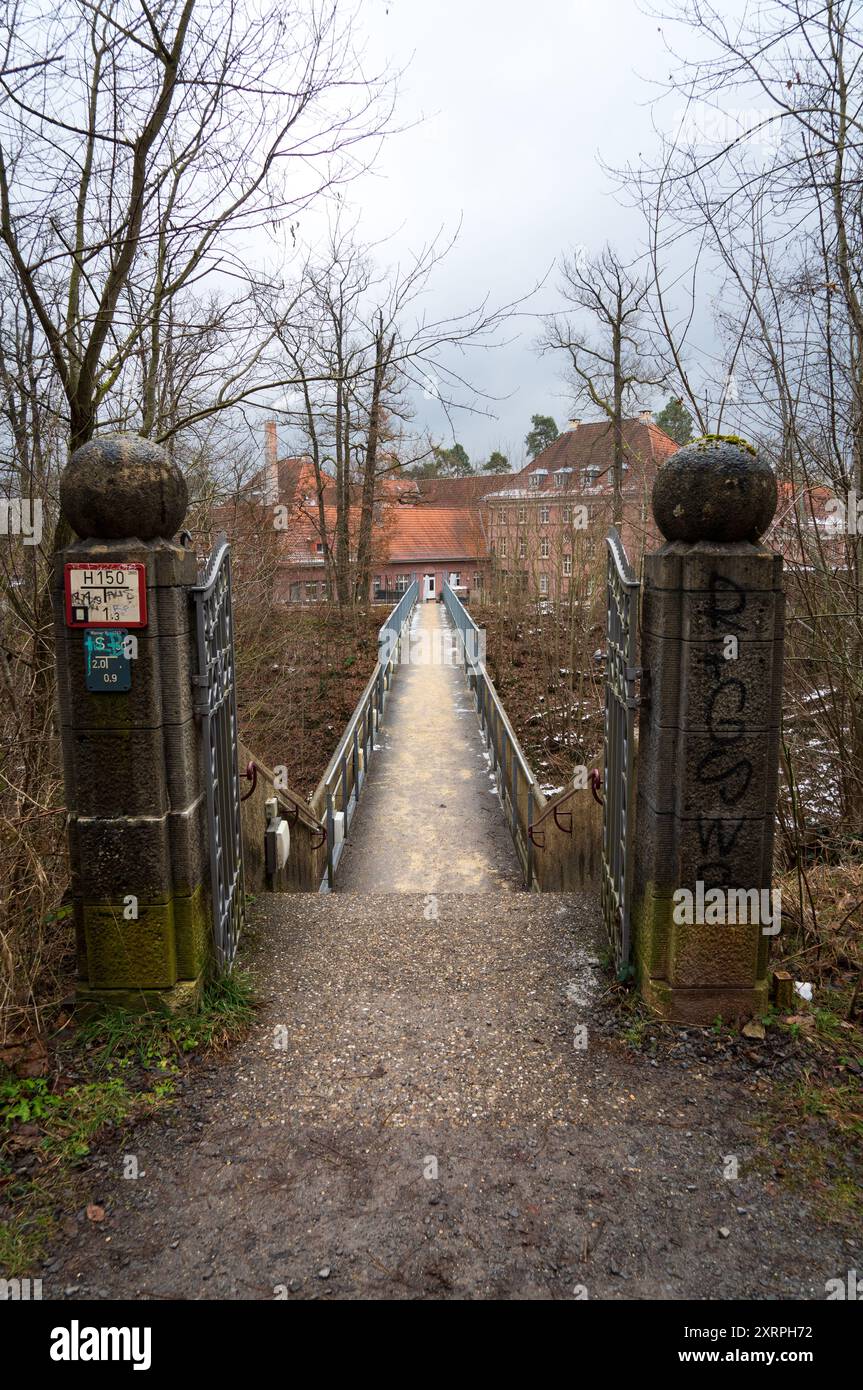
64;562;148;628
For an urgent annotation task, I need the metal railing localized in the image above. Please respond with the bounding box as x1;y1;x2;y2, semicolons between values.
377;582;418;668
601;527;640;971
442;581;542;887
316;580;419;889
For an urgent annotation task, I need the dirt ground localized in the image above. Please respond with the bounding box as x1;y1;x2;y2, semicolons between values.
234;605;382;800
37;892;859;1301
472;600;605;792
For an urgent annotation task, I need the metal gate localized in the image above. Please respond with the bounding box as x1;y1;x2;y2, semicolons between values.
601;527;640;972
192;534;245;969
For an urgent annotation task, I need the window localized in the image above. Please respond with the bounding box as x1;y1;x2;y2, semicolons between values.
585;466;600;488
529;474;541;489
289;583;301;602
315;542;324;555
586;538;597;560
473;572;483;589
395;573;410;593
499;508;507;523
539;506;550;524
562;505;571;524
539;574;548;595
499;538;507;558
519;540;526;559
518;506;526;523
563;554;572;576
540;537;550;559
305;582;318;601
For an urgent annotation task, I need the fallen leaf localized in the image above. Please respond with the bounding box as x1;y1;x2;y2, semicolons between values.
742;1019;766;1040
86;1203;105;1223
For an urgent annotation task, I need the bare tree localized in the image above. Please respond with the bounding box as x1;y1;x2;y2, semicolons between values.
0;0;393;515
541;244;666;522
625;0;863;865
272;219;533;606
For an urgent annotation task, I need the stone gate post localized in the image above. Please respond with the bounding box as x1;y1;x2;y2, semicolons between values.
52;436;211;1012
632;438;784;1023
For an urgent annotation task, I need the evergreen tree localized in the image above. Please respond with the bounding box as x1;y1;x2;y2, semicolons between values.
654;397;694;446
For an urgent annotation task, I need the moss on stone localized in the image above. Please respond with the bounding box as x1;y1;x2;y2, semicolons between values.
174;883;211;979
83;900;177;989
691;432;757;456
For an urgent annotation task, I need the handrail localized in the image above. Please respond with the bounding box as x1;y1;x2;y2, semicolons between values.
608;524;639;589
442;581;543;886
191;532;230;597
441;581;537;790
378;582;417;660
314;580;419;889
239;751;326;834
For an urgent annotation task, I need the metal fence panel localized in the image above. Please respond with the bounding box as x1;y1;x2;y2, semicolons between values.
192;534;245;970
601;527;640;972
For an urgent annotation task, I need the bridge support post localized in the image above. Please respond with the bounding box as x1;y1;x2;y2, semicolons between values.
52;436;211;1013
632;439;784;1023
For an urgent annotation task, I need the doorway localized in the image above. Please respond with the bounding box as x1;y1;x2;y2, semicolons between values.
423;573;436;601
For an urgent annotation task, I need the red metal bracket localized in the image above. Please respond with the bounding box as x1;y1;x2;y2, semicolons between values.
527;824;546;850
590;768;603;805
240;760;258;802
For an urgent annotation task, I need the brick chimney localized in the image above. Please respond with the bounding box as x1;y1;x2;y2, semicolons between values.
264;420;278;505
639;409;653;424
568;418;581;431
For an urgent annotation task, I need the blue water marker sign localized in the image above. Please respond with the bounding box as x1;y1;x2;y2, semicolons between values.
84;629;131;692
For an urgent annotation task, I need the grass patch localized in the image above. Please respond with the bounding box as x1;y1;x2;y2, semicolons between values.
0;1070;169;1276
755;1073;863;1227
0;970;257;1277
76;971;257;1072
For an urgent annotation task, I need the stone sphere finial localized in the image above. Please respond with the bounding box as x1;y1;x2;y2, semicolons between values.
651;436;777;544
60;434;188;541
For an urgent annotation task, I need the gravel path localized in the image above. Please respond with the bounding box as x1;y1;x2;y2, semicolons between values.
40;892;858;1300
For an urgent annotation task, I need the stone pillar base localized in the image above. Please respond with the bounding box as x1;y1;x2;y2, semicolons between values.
641;976;770;1025
75;976;205;1018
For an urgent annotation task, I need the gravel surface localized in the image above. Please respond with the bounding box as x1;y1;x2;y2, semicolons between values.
39;892;858;1300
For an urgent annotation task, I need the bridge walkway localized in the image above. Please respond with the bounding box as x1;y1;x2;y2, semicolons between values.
336;599;522;894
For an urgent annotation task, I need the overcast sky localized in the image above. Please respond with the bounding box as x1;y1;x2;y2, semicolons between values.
328;0;682;465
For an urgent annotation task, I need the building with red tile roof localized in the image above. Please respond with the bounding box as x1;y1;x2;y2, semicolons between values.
222;417;843;612
244;414;683;604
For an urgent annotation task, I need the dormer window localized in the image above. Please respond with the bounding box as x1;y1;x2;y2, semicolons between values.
529;474;541;489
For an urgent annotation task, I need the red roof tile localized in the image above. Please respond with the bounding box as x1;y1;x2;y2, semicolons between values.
384;505;487;561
